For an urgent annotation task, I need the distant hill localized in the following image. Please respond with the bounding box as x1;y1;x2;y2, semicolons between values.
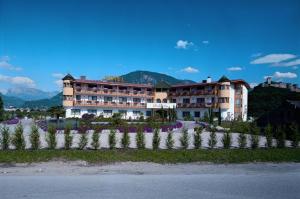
22;92;63;109
6;87;59;101
120;70;195;85
0;93;25;107
248;85;300;119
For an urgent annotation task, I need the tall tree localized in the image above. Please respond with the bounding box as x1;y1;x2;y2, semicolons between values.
0;95;4;121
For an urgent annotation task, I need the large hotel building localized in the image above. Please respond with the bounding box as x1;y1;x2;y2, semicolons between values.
62;74;249;121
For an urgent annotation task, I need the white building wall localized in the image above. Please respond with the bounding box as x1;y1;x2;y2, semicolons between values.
229;84;235;120
242;85;248;121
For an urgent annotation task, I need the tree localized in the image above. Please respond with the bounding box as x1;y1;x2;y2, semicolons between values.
290;123;299;148
11;124;25;150
46;125;57;149
30;124;40;150
152;127;160;150
180;128;189;149
193;127;202;149
1;126;10;150
276;127;286;148
121;127;130;149
78;133;88;150
109;128;117;149
136;126;145;149
250;123;260;149
238;133;247;148
208;127;217;149
265;123;273;148
91;130;100;150
0;95;4;121
166;130;174;149
64;124;73;150
47;106;65;121
222;129;232;149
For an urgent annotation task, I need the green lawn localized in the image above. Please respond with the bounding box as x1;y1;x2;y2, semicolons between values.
0;149;300;164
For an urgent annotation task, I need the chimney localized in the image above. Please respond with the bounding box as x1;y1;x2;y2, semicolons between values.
207;76;212;83
80;76;86;80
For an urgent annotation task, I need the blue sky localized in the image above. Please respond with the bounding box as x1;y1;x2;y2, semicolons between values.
0;0;299;92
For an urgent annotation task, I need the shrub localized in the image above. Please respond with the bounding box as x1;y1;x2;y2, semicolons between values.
238;133;247;148
276;127;286;148
11;124;25;150
109;129;117;149
1;126;10;150
250;123;260;149
180;128;189;149
78;133;88;150
222;130;232;149
208;127;217;149
193;127;202;149
91;130;100;150
152;127;160;150
64;124;73;150
166;130;174;149
121;127;130;149
30;124;40;150
136;126;145;149
290;123;299;148
46;125;57;149
265;123;273;148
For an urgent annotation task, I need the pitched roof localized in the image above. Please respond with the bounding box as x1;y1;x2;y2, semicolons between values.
62;74;75;80
218;75;230;82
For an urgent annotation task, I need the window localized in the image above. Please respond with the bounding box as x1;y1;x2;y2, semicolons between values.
147;98;153;103
196;98;205;103
71;109;81;115
194;111;200;118
218;97;229;103
76;95;81;100
88;96;97;101
133;111;141;116
235;99;241;105
163;98;168;103
156;99;161;103
183;98;190;104
133;98;141;103
104;110;113;115
104;96;112;102
118;110;127;116
87;109;97;115
182;111;190;118
146;111;152;117
119;97;127;102
172;98;176;103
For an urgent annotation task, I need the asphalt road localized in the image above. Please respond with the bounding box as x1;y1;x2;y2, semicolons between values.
1;172;300;199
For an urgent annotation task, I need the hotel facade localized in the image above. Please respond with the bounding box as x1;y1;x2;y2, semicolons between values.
62;74;249;121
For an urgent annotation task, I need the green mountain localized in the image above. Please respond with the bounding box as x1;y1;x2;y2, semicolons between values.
248;85;300;118
121;70;195;85
22;92;63;109
0;93;25;108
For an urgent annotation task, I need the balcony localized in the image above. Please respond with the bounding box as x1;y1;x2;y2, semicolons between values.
74;88;153;98
74;100;147;108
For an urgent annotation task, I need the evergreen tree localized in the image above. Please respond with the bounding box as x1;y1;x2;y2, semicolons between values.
78;133;88;150
208;127;217;149
46;125;57;149
276;127;286;148
152;127;160;150
193;127;202;149
1;126;10;150
250;123;260;149
109;129;117;149
64;124;73;150
121;127;130;149
11;124;25;150
91;130;100;150
180;128;189;149
290;123;299;148
222;129;232;149
136;126;145;149
265;123;273;148
30;124;40;150
166;130;174;149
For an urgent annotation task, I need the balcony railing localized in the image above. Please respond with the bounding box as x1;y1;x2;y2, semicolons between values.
74;100;147;108
168;90;216;97
177;103;218;108
74;88;153;97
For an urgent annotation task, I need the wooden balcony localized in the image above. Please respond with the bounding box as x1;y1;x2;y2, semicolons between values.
74;88;153;98
74;100;147;108
177;102;218;108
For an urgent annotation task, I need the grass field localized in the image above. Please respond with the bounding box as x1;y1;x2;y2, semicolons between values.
0;149;300;164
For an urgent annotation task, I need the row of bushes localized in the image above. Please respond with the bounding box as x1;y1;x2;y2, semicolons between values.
1;123;299;150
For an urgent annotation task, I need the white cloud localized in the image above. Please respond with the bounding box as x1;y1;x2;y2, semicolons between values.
272;59;300;67
175;40;194;49
52;73;65;78
202;40;209;44
181;66;199;73
0;88;7;94
0;74;35;87
273;71;297;79
227;67;242;71
54;79;63;88
249;83;258;88
0;56;22;71
251;53;263;58
251;54;296;64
